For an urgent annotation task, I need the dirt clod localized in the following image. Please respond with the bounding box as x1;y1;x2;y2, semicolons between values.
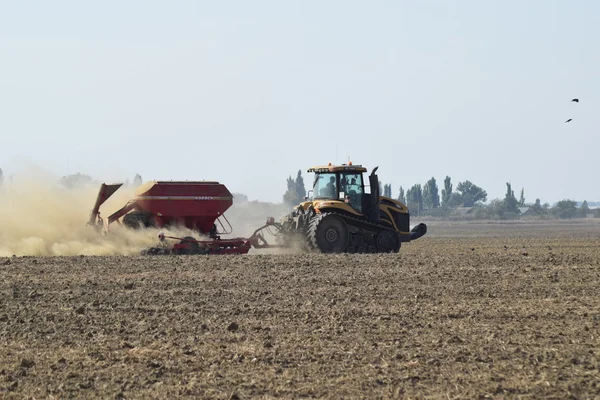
227;322;239;332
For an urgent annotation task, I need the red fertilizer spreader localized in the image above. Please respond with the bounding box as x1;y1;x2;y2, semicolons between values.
87;181;283;255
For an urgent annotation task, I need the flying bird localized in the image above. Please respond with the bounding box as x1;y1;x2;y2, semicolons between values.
565;119;572;123
571;98;579;102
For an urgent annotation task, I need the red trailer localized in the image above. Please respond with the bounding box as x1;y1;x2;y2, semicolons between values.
88;181;283;255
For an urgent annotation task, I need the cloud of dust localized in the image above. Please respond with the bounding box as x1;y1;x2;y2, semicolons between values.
0;165;310;257
0;169;181;257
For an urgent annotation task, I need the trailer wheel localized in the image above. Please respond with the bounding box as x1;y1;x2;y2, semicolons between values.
123;212;152;229
179;236;201;255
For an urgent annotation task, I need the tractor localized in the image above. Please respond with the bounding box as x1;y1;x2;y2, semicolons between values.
274;162;427;253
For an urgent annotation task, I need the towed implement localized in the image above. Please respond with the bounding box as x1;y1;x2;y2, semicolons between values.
87;180;284;255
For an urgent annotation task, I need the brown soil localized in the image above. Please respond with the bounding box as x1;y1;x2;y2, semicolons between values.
1;222;599;399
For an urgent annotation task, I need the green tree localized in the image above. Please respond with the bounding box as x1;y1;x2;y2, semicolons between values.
503;183;519;213
456;180;487;207
295;170;306;201
398;186;406;204
551;199;578;219
423;177;440;209
133;174;142;187
0;167;3;188
519;188;525;206
283;170;306;205
530;198;543;213
579;200;590;218
383;183;392;198
441;176;453;208
422;183;430;209
283;175;299;205
406;184;423;213
448;192;463;207
486;199;506;219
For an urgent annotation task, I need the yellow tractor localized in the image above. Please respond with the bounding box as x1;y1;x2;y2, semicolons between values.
277;162;427;253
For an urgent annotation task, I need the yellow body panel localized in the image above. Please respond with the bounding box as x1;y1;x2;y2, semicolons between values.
299;200;362;217
299;196;411;233
379;197;409;232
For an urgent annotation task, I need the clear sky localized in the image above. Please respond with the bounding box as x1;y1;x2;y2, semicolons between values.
1;1;598;204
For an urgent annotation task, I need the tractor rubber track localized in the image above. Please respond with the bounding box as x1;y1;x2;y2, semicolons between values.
306;211;401;254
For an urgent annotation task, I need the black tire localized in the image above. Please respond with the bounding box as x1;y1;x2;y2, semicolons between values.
141;247;170;255
307;213;349;253
179;236;201;255
123;212;151;229
376;230;400;253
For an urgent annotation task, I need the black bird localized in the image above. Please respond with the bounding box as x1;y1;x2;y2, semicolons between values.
571;98;579;102
565;119;572;123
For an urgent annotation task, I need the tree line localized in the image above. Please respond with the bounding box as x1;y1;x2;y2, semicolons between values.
281;170;599;220
389;176;599;220
3;167;596;220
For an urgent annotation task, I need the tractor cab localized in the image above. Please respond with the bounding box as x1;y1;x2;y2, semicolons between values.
307;162;379;218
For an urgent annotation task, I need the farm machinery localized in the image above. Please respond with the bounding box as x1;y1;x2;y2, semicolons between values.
274;162;427;253
87;180;283;255
87;163;427;255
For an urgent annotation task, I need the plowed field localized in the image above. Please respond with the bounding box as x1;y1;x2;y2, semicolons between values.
1;221;600;399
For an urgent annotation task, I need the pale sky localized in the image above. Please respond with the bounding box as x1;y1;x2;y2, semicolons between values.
1;1;598;204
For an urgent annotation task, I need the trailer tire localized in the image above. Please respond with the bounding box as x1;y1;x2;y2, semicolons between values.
123;212;152;229
179;236;201;255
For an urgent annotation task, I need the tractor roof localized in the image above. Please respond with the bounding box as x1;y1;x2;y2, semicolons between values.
307;163;367;173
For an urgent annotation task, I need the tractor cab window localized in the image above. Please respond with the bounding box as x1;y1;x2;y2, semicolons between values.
313;173;337;199
340;173;364;212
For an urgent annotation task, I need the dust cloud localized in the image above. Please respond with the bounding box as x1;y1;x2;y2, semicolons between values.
0;167;304;257
0;170;168;257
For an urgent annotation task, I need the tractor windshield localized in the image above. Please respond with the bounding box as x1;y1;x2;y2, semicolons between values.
313;173;337;199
